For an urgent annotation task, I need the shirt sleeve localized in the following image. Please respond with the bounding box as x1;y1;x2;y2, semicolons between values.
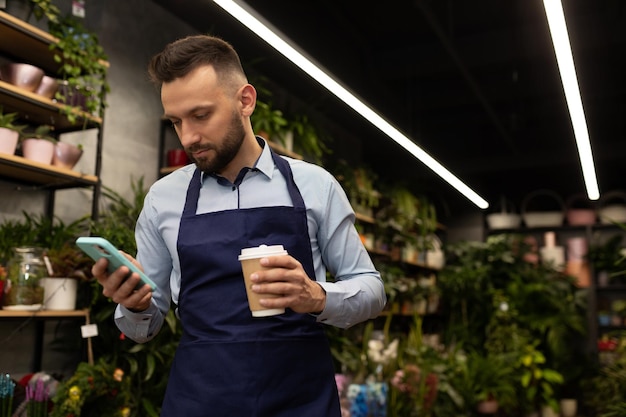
113;191;172;343
312;171;387;328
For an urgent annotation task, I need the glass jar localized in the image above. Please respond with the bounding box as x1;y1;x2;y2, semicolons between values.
3;247;45;309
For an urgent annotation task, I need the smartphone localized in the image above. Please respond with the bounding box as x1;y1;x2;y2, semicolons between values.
76;236;156;291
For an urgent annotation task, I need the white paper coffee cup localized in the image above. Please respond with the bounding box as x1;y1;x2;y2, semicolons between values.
238;244;287;317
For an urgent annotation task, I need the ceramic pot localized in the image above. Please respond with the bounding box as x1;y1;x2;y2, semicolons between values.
34;75;59;99
41;277;77;310
541;405;559;417
52;141;83;170
0;127;19;155
0;63;45;92
477;399;499;414
56;80;89;111
559;399;577;417
598;191;626;224
486;212;521;229
21;138;55;164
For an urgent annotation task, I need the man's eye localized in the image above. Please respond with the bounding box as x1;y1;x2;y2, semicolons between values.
170;120;181;127
194;113;209;120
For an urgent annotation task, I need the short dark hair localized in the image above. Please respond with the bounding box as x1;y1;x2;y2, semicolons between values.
148;35;247;88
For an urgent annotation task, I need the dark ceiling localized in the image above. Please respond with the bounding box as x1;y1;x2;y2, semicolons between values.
153;0;626;219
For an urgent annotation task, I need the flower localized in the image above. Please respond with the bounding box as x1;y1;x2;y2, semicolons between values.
50;359;132;417
367;338;399;368
390;364;439;413
113;369;124;382
68;385;81;401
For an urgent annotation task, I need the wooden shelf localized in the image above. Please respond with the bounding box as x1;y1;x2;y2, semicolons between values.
159;165;184;175
0;11;60;73
0;153;98;188
0;80;102;131
0;308;89;318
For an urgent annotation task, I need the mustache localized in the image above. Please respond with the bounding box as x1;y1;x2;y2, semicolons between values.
186;144;215;154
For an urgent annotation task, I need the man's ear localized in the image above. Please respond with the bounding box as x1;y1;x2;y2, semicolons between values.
240;84;257;117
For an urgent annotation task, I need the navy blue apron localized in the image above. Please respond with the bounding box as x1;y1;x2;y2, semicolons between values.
160;150;341;416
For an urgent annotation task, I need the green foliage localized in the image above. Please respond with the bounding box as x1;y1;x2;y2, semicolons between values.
465;350;518;410
22;124;57;143
582;334;626;416
30;0;60;23
289;113;332;163
0;106;26;133
587;233;626;276
86;176;182;417
516;343;564;412
50;358;132;417
0;212;89;264
48;15;110;124
438;234;588;412
90;178;148;254
250;100;288;141
375;185;437;249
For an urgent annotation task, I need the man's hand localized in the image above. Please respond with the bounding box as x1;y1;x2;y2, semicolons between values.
92;251;152;312
249;254;326;314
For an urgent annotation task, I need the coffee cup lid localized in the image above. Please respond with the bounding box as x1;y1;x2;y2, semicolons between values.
238;244;287;260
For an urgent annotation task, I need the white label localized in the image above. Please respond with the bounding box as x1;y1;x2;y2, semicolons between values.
72;0;85;18
81;323;98;338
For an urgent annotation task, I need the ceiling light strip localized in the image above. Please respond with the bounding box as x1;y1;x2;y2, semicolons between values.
543;0;600;200
212;0;489;209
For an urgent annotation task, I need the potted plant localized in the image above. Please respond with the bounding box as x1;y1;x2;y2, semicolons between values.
516;342;564;416
250;100;288;145
288;113;331;163
466;351;518;414
42;242;94;310
587;233;626;286
333;163;380;217
20;124;57;164
52;140;83;170
0;106;25;155
48;15;110;124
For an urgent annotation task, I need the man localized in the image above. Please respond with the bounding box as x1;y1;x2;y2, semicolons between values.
93;34;386;416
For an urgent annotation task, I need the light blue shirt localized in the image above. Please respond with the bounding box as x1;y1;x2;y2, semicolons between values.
115;138;386;342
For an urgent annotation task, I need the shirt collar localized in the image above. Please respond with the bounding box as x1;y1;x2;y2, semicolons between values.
198;136;275;184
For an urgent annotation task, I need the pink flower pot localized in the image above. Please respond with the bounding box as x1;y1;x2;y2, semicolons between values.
34;75;59;100
52;141;83;170
0;127;19;155
21;138;55;164
0;63;44;92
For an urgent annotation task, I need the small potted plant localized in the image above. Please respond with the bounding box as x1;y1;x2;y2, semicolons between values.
587;234;626;286
20;124;57;164
0;106;26;155
466;351;518;414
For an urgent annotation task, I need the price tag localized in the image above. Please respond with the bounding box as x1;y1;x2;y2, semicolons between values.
81;323;98;338
72;0;85;18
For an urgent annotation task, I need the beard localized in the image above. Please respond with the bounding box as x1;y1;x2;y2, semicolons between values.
186;110;246;174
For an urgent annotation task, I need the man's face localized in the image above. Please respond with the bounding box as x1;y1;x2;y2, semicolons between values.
161;65;245;174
